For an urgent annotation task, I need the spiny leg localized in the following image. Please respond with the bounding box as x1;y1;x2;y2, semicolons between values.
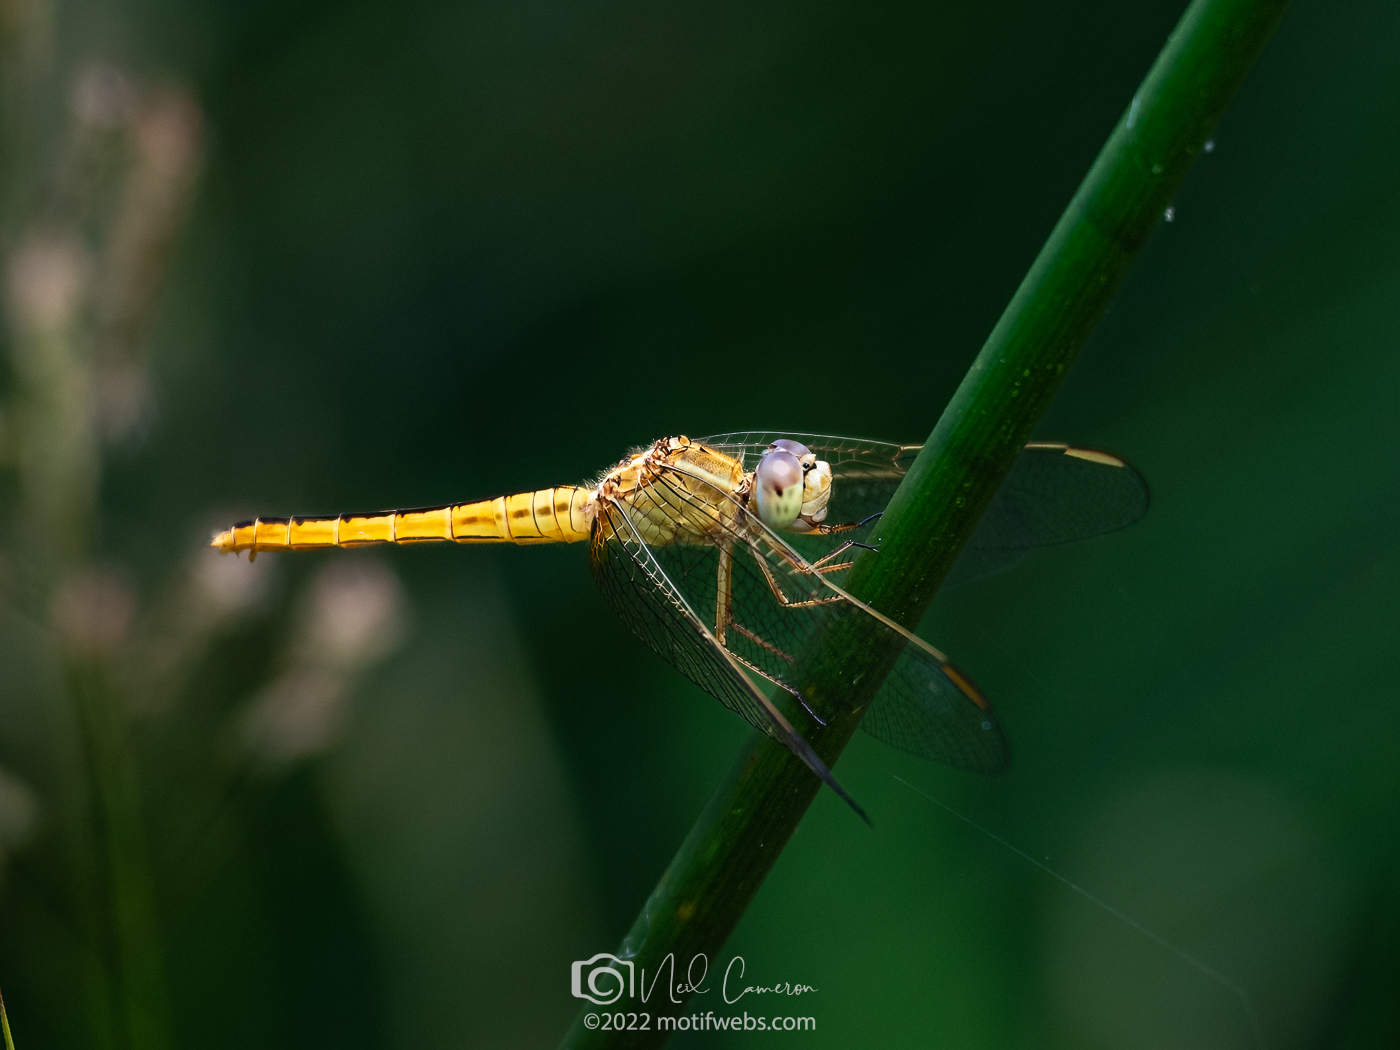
815;511;883;536
809;539;878;572
725;641;827;727
807;510;881;572
715;542;734;646
729;621;793;664
752;547;846;611
724;572;831;727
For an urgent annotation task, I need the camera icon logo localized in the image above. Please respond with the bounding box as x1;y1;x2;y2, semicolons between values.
571;953;635;1005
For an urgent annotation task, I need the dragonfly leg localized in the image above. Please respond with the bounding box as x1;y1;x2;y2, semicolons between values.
726;644;828;728
793;691;827;726
791;691;827;726
715;542;734;646
809;540;878;571
730;621;793;664
752;547;845;610
816;511;883;536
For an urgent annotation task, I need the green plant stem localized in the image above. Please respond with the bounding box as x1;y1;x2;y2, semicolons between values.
561;0;1289;1045
0;983;15;1050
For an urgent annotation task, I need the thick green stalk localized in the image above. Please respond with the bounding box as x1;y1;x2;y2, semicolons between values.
0;982;14;1050
561;0;1289;1045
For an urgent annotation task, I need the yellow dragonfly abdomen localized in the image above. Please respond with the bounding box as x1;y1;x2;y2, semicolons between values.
211;485;594;557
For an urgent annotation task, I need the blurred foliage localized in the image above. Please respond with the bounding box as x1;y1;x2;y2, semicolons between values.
0;0;1397;1048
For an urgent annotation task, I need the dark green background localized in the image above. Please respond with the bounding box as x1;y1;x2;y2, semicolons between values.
4;0;1400;1046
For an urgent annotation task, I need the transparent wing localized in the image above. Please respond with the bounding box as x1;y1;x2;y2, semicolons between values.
589;496;871;822
605;459;1007;774
945;443;1150;583
698;433;1149;584
698;432;917;477
861;650;1008;770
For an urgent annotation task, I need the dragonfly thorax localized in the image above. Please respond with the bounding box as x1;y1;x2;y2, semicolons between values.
591;435;835;546
594;436;747;547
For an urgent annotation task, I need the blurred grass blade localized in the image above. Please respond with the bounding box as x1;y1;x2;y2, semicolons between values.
561;0;1290;1045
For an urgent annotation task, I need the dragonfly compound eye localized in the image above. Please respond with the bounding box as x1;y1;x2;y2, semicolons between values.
767;438;811;460
754;449;805;530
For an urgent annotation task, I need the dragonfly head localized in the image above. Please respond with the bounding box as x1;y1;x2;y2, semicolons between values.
755;439;833;533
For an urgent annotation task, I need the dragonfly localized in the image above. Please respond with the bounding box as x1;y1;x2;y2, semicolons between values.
212;433;1148;822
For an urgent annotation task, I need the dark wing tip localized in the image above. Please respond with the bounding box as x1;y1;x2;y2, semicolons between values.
827;774;874;827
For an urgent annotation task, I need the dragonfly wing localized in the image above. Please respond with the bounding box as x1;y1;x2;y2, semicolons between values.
860;648;1009;772
640;460;1007;774
701;433;1149;586
698;432;916;477
948;443;1150;584
590;509;767;734
589;497;871;822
